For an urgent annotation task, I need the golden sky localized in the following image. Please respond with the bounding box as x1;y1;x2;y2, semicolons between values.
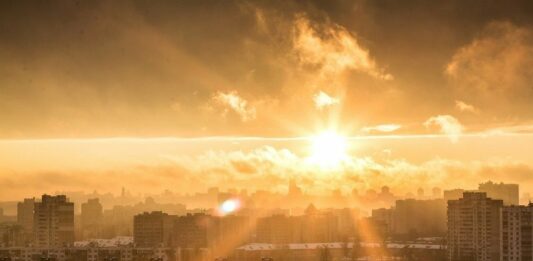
0;0;533;199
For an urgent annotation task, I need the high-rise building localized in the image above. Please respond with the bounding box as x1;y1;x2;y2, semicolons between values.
0;223;24;247
447;192;503;261
256;206;339;244
17;198;35;244
478;181;519;206
256;215;297;244
33;195;75;247
173;213;216;248
80;198;103;239
371;208;395;235
133;211;175;247
393;199;447;237
501;204;533;261
443;189;465;202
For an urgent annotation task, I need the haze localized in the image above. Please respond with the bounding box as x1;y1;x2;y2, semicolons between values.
1;0;533;200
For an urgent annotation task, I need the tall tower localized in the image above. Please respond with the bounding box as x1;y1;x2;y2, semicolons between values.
288;179;302;197
34;195;75;247
17;198;35;243
81;198;103;239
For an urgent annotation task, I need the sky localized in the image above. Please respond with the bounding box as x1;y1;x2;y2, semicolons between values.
0;0;533;199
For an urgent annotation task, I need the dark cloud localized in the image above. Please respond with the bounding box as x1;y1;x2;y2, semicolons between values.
446;21;533;120
1;0;533;138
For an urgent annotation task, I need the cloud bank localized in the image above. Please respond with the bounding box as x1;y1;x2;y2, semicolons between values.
2;145;532;200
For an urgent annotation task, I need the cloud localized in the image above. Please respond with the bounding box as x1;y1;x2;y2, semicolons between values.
424;115;464;142
482;123;533;135
161;146;533;197
2;138;533;200
293;15;392;80
446;21;533;117
313;91;339;109
455;100;478;113
362;124;402;133
213;91;257;122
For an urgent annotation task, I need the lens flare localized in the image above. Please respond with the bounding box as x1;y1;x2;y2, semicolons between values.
219;198;241;215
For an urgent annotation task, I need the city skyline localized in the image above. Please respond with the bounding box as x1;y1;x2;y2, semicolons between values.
0;184;528;260
0;1;533;260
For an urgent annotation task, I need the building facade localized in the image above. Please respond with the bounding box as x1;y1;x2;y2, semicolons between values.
80;198;103;239
447;192;503;261
478;181;519;206
133;211;175;247
33;195;75;248
17;198;35;245
0;246;209;261
501;204;533;261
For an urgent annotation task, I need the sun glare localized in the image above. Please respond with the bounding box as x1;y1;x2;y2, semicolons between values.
308;131;348;168
219;198;241;215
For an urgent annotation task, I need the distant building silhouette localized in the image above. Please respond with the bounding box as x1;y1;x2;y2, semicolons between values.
16;198;34;245
432;187;442;198
371;199;447;238
256;205;338;244
34;195;74;247
478;181;519;206
288;179;303;197
371;208;394;235
81;198;103;239
394;199;446;237
443;189;465;201
417;188;424;199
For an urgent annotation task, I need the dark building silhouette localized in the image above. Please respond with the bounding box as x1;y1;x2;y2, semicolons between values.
443;189;465;202
173;213;215;248
394;199;447;237
478;181;519;206
133;211;175;247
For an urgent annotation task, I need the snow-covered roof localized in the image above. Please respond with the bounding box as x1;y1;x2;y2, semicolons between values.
237;242;444;251
74;236;133;248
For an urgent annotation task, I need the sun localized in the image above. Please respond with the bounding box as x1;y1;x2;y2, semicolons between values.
308;131;348;168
